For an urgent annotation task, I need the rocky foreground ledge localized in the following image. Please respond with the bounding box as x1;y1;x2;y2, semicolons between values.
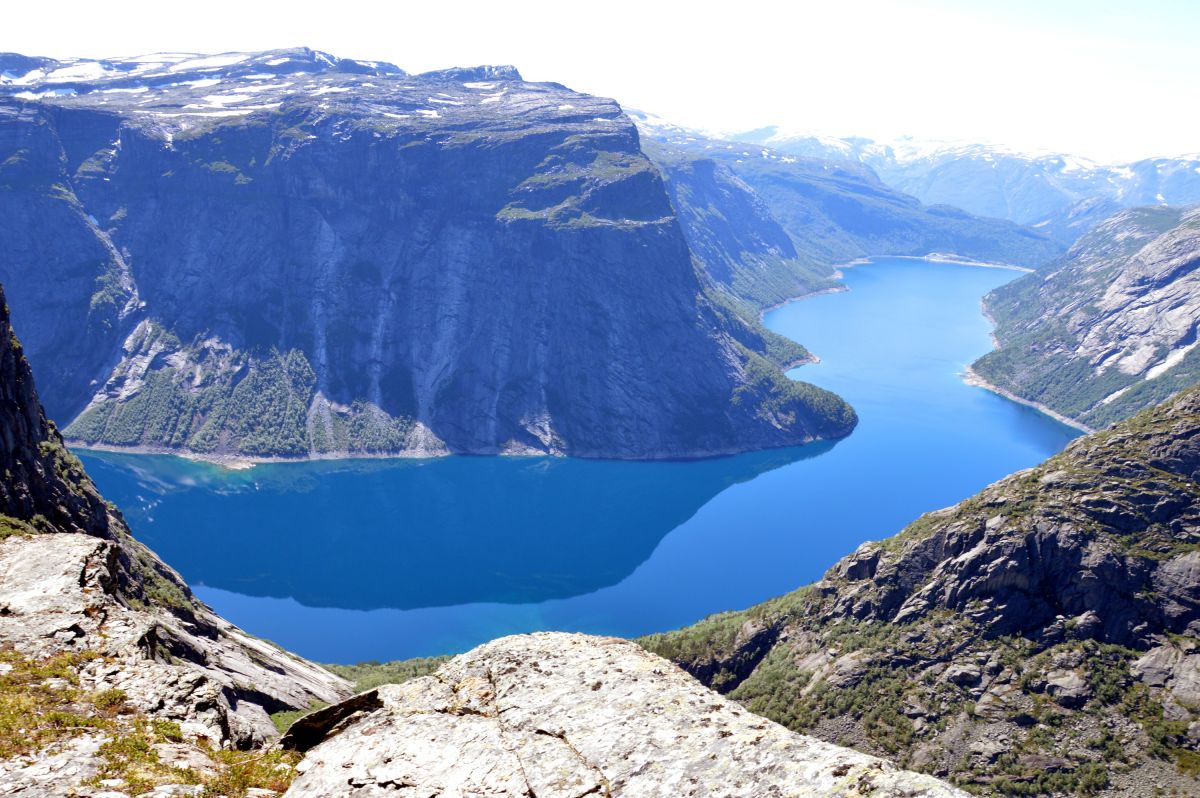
284;632;963;798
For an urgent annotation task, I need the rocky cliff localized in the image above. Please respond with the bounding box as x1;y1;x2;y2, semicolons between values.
0;49;853;460
972;205;1200;428
642;386;1200;796
634;113;1063;309
284;632;964;798
0;283;352;793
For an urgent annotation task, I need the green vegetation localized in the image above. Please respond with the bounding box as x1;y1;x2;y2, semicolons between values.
65;323;424;458
730;345;856;434
498;136;661;229
270;701;328;735
0;514;40;539
0;646;304;797
326;655;449;692
86;263;129;335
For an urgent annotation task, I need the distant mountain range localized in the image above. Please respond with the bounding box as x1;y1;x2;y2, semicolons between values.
732;126;1200;245
632;112;1061;309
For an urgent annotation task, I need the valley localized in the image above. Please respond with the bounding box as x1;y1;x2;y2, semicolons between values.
80;257;1079;662
0;27;1196;795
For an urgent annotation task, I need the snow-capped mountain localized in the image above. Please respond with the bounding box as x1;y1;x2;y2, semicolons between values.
733;126;1200;242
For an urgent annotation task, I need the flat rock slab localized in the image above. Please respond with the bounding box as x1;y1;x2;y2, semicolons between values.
287;632;964;797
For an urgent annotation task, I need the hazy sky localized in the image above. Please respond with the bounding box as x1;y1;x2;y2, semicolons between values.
5;0;1197;162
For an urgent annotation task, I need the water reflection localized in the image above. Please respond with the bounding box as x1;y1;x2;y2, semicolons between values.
81;442;835;611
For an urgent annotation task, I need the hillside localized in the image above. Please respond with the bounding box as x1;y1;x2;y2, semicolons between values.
642;385;1200;796
972;206;1200;428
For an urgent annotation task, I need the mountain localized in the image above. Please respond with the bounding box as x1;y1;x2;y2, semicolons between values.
284;633;964;797
0;49;853;460
734;127;1200;245
642;385;1200;796
971;206;1200;429
0;281;955;795
634;113;1063;309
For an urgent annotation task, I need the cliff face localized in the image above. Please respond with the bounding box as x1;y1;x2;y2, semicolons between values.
634;113;1063;309
0;286;110;539
642;387;1200;796
284;633;964;798
0;49;854;460
973;206;1200;428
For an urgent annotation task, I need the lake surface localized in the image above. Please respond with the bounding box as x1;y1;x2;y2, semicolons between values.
79;257;1080;663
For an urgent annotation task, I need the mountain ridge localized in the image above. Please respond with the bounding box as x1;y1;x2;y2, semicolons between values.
642;384;1200;795
731;126;1200;243
0;48;855;461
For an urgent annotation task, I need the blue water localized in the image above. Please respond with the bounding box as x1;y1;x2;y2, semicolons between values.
78;257;1080;663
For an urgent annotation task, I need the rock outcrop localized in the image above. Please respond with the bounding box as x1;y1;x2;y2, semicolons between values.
643;386;1200;796
973;205;1200;428
0;284;349;793
285;632;964;798
0;48;854;460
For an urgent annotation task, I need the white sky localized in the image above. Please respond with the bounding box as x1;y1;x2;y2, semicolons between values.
4;0;1197;163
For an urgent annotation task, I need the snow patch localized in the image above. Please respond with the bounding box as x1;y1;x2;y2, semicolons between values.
310;86;351;96
13;88;77;99
417;109;440;118
463;81;495;89
1146;341;1199;380
201;93;254;107
45;61;114;82
169;53;251;72
171;78;224;89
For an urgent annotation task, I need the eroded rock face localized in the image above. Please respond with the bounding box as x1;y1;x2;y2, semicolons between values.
0;533;347;748
974;205;1200;428
285;633;964;798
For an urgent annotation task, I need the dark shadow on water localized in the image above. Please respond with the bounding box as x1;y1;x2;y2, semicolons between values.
80;441;838;611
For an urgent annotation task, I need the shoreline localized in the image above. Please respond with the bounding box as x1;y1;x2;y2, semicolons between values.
960;367;1094;434
66;440;454;471
761;251;1034;323
760;253;1086;435
67;253;1043;469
